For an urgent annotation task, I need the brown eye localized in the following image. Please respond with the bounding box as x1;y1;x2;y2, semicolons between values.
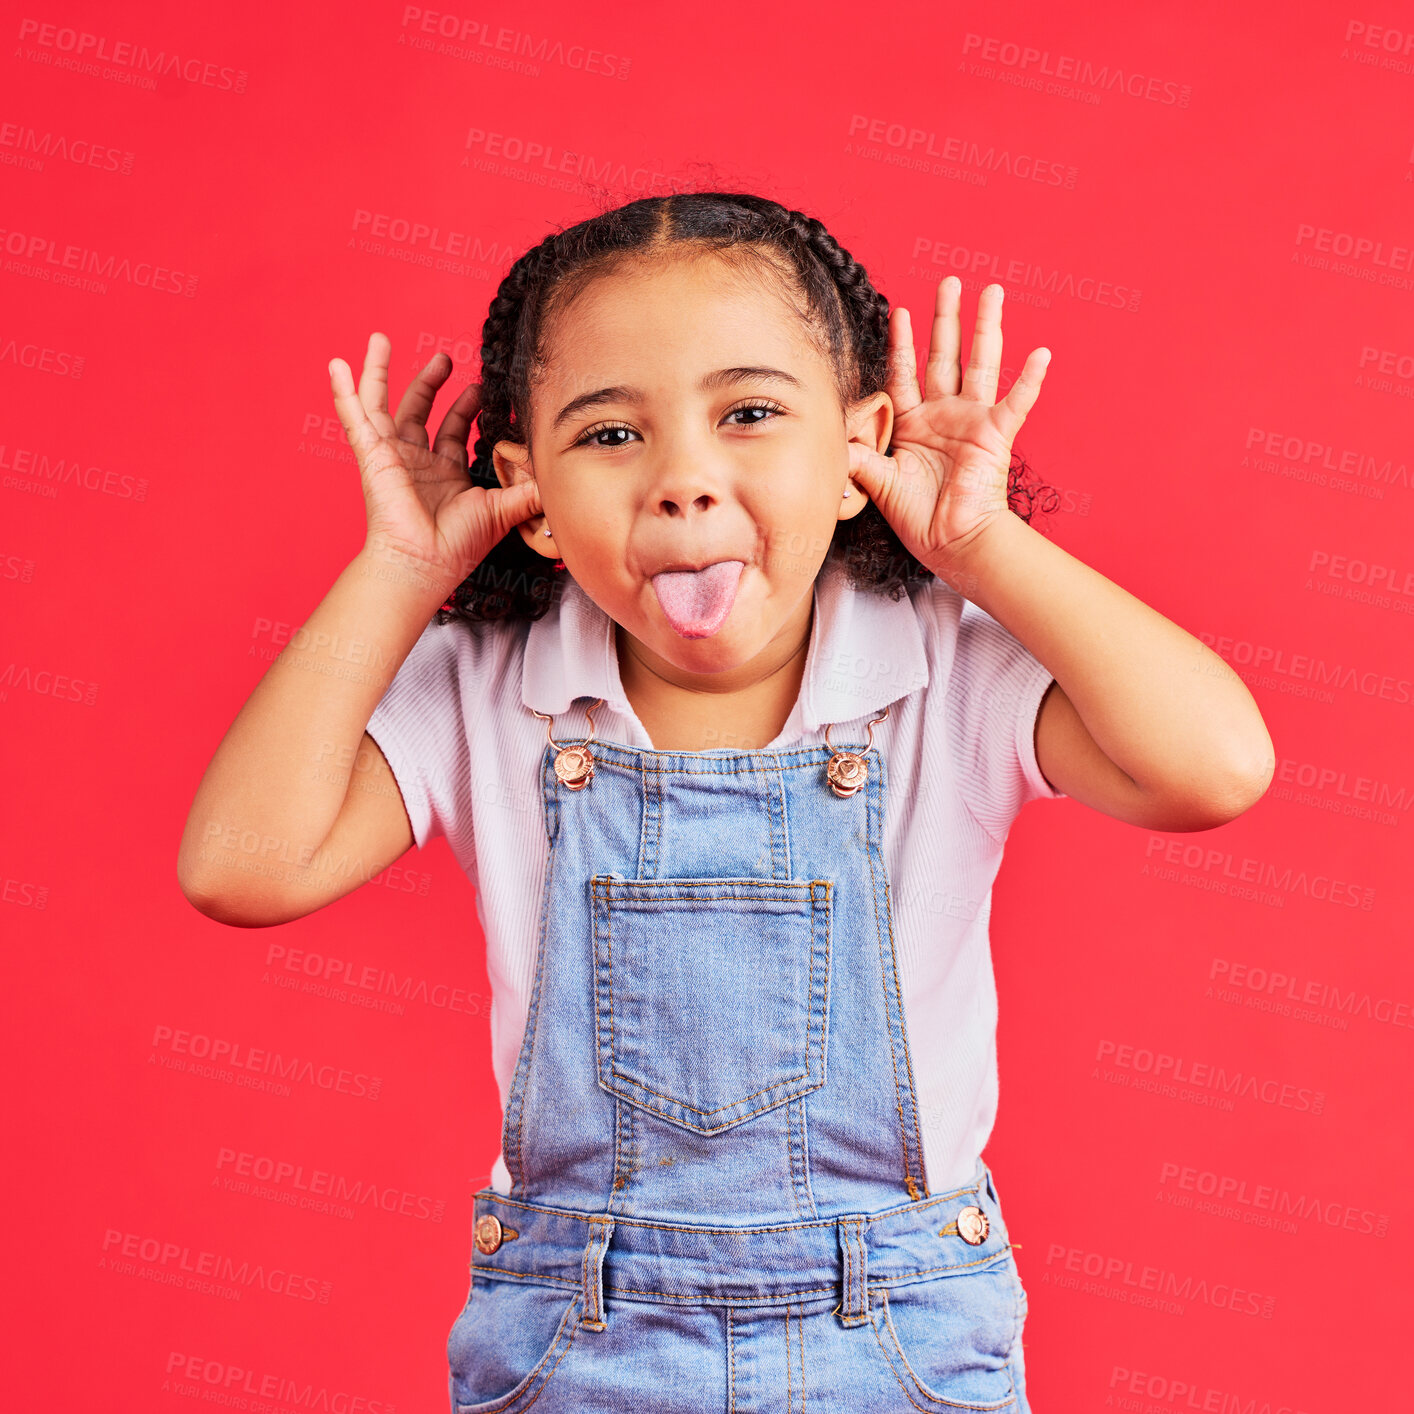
574;421;637;449
724;400;785;427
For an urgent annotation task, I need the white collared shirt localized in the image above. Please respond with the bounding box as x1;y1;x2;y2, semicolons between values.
367;554;1065;1196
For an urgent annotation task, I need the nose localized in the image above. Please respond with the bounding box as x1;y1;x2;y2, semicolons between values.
659;488;715;518
650;448;727;520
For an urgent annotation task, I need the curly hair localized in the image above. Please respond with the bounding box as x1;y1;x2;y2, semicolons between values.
437;190;1058;627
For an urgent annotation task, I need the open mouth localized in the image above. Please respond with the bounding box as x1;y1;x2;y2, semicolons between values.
650;560;746;639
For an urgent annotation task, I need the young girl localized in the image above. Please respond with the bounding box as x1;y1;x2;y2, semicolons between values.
180;192;1274;1413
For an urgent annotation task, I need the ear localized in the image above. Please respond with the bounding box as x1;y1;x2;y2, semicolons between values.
839;391;893;522
492;439;558;558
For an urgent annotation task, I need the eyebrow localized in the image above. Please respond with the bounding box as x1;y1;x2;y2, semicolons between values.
550;366;805;433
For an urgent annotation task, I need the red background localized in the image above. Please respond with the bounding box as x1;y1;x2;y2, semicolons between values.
6;1;1412;1409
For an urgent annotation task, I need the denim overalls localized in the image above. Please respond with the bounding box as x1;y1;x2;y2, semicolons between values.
448;703;1032;1413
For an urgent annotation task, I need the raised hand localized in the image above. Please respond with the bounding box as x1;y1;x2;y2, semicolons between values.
847;279;1051;574
328;332;542;597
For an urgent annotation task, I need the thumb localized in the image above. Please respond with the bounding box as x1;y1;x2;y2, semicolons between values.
848;441;898;506
491;476;542;531
459;476;539;543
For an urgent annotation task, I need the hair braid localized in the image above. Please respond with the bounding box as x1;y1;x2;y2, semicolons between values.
780;208;891;397
441;240;563;624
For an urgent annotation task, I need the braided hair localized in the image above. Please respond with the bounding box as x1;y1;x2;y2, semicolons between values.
438;191;1057;626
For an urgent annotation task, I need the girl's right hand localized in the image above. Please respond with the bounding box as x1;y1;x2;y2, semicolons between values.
328;332;543;597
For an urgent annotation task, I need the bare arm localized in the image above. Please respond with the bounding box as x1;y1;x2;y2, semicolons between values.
942;512;1276;830
847;279;1275;835
177;550;443;925
176;333;543;927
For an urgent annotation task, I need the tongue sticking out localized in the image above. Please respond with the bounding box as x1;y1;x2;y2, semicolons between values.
651;560;746;639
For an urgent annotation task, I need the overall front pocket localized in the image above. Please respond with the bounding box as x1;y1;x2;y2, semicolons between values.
874;1250;1023;1411
589;875;832;1134
449;1275;583;1413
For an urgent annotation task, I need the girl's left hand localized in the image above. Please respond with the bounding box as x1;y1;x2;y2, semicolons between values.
847;279;1051;572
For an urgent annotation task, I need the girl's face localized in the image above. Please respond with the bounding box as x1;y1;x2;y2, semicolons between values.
493;253;892;687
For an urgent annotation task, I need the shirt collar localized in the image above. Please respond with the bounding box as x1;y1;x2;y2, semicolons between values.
521;554;929;741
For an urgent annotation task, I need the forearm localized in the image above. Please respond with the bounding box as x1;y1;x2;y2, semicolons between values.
177;542;448;905
934;512;1275;804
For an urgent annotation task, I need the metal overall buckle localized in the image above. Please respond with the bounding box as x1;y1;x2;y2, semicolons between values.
530;697;606;791
530;698;888;799
822;706;890;798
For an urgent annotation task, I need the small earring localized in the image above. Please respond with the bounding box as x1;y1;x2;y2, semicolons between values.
543;524;553;537
842;487;851;498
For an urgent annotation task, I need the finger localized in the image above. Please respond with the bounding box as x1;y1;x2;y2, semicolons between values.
483;476;543;538
393;352;455;449
431;380;484;466
960;285;1004;405
887;308;923;417
847;440;898;508
509;476;544;525
328;356;384;461
357;331;397;436
991;347;1051;446
923;276;962;401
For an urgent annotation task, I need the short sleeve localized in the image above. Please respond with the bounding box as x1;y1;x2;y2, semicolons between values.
947;598;1066;842
364;617;474;860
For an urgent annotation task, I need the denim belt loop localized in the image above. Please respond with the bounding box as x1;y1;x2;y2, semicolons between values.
835;1215;870;1327
580;1216;615;1331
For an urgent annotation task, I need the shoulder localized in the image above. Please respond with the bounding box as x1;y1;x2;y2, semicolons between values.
365;611;530;856
371;610;529;734
904;575;1037;686
400;610;527;684
903;574;966;686
902;573;1065;828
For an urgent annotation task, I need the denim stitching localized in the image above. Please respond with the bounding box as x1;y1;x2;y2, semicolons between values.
598;1077;825;1134
854;1220;868;1318
580;1232;593;1324
871;752;928;1198
796;1301;806;1413
453;1290;583;1414
505;748;559;1195
475;1239;1014;1300
814;881;832;1089
608;1096;627;1208
580;1219;612;1331
600;890;819;901
769;758;788;880
472;1250;1013;1303
785;1303;793;1414
872;1286;1018;1412
859;749;918;1197
839;1216;870;1322
473;1179;984;1228
842;1221;854;1317
594;875;617;1111
623;1098;640;1207
596;880;820;895
592;880;831;1124
797;1094;817;1217
845;1220;857;1318
482;1239;1011;1290
644;749;660;880
875;752;930;1199
575;743;841;774
856;1222;868;1317
785;1095;802;1219
786;1096;816;1220
726;1306;736;1414
838;1221;850;1318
